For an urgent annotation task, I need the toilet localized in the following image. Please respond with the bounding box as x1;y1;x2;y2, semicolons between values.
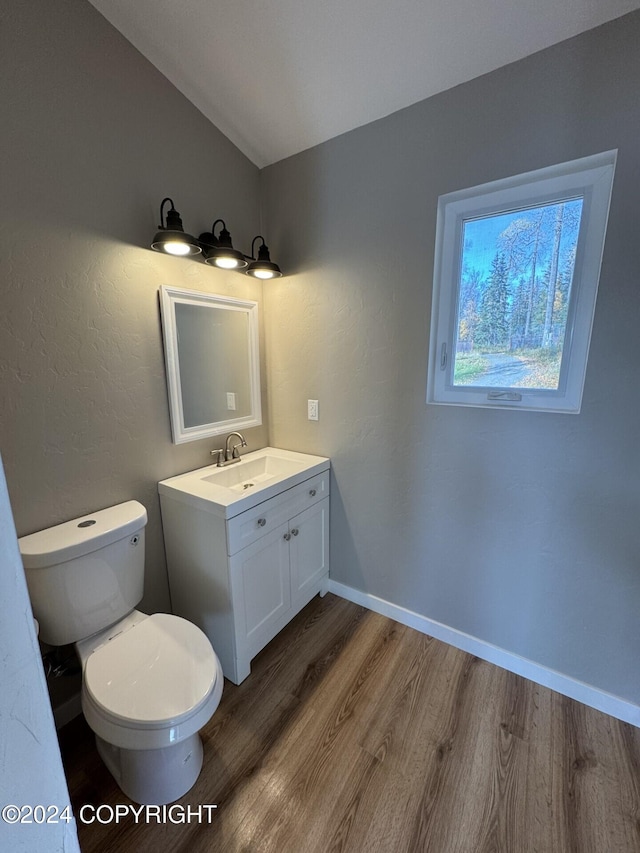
19;500;223;805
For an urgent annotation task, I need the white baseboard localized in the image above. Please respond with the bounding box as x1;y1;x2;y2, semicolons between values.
328;580;640;728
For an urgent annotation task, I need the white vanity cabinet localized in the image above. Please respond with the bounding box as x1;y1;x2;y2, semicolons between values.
229;491;329;676
159;456;329;684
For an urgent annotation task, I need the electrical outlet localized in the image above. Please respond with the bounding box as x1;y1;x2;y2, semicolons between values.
307;399;319;421
226;392;236;410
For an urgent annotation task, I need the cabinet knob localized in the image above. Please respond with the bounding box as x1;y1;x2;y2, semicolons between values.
291;528;299;536
257;518;266;527
309;489;317;497
283;532;291;541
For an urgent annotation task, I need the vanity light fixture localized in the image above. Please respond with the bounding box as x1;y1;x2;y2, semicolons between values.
151;198;202;257
198;220;248;270
246;236;283;279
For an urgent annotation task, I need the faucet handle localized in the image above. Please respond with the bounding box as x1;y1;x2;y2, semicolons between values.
210;448;225;466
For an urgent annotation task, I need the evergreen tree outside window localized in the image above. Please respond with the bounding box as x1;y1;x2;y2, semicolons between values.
427;151;616;413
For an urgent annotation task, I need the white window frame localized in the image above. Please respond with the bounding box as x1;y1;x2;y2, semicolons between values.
426;150;617;413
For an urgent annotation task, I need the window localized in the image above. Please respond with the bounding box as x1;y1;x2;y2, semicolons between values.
427;151;616;413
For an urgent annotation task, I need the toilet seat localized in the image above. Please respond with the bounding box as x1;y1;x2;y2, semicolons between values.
81;613;223;751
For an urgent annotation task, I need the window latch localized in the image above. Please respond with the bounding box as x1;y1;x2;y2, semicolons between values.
487;391;522;401
440;342;447;370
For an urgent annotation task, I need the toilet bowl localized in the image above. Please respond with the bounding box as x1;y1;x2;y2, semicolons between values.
77;610;223;804
19;501;223;805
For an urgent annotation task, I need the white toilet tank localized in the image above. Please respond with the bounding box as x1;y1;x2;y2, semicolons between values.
19;501;147;647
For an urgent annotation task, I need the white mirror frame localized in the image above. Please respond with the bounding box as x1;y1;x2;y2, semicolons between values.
159;285;262;444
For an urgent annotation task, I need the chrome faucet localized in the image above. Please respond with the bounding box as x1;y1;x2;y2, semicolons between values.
211;432;247;466
226;431;247;461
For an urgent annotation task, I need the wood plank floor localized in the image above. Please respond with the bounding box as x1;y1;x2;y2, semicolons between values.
59;593;640;852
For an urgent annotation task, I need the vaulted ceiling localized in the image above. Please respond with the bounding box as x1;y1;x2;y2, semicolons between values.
88;0;640;168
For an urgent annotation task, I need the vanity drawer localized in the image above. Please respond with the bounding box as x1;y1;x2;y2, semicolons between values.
226;471;329;555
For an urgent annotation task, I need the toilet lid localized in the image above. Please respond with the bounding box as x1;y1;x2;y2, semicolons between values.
84;614;218;727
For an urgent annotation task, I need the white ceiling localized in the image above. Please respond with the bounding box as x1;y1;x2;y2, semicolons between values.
88;0;640;168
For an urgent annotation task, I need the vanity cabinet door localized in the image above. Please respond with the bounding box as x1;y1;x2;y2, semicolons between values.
289;497;329;606
231;523;291;653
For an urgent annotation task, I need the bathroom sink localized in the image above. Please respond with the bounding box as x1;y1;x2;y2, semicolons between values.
158;447;330;518
201;454;304;491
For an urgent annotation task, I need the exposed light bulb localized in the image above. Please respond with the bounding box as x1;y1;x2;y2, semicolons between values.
164;241;191;256
253;269;275;279
215;256;240;269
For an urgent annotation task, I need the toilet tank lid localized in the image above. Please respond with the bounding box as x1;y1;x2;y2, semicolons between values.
19;501;147;569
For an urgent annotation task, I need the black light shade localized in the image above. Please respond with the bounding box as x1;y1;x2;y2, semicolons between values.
246;236;282;279
151;198;201;256
199;220;248;270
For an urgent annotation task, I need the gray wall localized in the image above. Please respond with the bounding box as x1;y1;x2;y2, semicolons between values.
3;0;639;711
261;12;640;707
0;0;268;613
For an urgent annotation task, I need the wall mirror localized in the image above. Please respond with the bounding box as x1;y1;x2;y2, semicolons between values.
159;285;262;444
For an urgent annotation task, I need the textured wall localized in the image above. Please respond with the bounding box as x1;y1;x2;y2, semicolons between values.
261;13;640;706
4;0;640;714
0;0;267;613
